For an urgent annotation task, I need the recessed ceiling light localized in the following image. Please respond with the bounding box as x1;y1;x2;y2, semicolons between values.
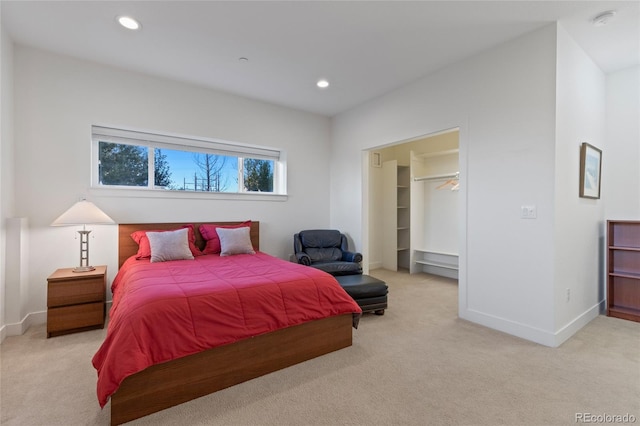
317;79;330;89
117;16;141;31
239;57;249;62
591;10;616;27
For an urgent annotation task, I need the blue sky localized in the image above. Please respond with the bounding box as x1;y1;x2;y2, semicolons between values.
160;149;239;192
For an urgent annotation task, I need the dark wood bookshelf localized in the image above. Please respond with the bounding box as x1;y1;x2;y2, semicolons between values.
607;221;640;322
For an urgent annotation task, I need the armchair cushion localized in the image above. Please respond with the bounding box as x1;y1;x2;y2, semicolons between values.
307;247;342;263
311;261;362;276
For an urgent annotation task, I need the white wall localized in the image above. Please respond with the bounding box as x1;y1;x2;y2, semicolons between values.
0;24;15;339
553;25;606;341
332;25;566;345
11;46;332;326
604;66;640;220
4;218;28;334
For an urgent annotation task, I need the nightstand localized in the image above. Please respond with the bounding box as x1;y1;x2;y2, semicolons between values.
47;265;106;338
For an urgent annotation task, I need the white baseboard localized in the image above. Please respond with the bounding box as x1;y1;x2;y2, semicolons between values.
460;300;605;348
553;300;603;347
368;261;382;270
460;308;556;346
0;310;47;344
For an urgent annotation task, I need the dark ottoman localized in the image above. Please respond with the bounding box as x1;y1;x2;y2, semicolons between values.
335;274;388;315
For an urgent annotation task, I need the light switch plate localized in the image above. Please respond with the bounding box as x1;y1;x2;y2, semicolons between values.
521;205;537;219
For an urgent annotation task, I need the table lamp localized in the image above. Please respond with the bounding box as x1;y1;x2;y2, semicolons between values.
51;199;115;272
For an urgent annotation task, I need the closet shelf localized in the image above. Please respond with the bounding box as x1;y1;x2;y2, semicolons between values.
382;159;411;272
413;250;459;276
415;260;458;270
414;171;459;182
417;149;459;158
414;249;458;257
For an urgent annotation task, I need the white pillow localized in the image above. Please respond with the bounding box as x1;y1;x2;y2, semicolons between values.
216;226;256;256
146;228;195;263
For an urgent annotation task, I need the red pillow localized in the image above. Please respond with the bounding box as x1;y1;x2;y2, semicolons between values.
131;224;202;259
199;221;252;255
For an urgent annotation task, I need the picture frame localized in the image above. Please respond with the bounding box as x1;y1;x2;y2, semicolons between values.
579;142;602;199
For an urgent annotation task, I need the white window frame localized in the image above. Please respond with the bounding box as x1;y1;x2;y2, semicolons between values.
91;126;287;200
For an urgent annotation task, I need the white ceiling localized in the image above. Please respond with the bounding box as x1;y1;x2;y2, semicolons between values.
2;1;639;116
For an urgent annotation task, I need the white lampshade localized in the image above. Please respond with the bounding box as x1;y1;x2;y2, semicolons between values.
51;200;114;272
51;200;115;226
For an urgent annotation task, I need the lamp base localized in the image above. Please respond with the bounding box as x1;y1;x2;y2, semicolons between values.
73;266;96;273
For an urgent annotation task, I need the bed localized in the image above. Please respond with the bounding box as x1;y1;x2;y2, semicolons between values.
93;221;362;425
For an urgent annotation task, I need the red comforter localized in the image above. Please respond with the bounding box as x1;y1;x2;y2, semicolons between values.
92;252;361;407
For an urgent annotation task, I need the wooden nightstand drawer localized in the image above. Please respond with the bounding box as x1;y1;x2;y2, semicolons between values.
47;302;104;337
46;265;106;337
48;277;104;307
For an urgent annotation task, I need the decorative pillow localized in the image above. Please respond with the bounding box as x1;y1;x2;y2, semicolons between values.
216;226;256;256
146;228;194;263
131;225;201;259
199;221;251;255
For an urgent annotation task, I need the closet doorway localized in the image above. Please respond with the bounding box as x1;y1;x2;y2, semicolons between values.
367;128;459;280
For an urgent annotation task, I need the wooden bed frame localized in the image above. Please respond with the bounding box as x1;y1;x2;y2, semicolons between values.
109;222;354;425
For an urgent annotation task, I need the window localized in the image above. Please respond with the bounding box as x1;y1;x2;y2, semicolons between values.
92;126;285;196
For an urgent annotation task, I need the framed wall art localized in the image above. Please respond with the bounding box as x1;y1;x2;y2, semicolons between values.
579;142;602;199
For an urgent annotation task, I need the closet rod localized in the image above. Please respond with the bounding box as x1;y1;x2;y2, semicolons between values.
413;171;459;182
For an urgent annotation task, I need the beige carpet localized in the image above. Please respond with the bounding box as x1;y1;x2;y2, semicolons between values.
1;269;639;426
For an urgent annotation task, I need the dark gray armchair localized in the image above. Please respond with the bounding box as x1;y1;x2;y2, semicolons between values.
293;229;362;276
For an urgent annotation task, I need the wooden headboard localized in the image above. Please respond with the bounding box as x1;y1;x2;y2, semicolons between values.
118;221;260;268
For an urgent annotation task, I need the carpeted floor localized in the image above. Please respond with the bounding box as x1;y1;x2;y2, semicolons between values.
1;269;639;425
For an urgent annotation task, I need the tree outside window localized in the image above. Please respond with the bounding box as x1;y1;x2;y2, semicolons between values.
243;159;274;192
98;142;148;186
